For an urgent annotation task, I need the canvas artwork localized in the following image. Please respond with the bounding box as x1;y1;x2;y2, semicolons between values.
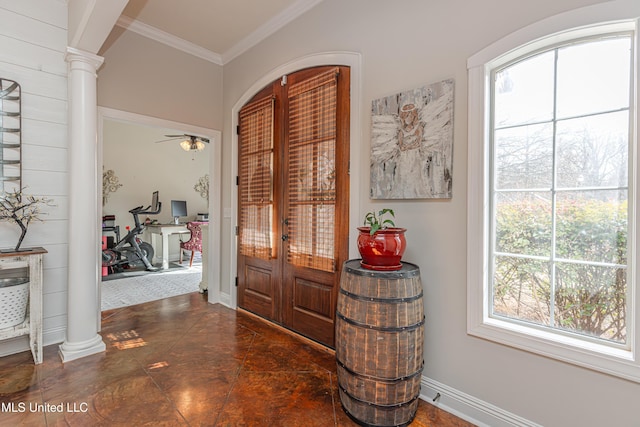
370;78;454;199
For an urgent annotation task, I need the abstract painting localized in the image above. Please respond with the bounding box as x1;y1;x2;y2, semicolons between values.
370;79;454;199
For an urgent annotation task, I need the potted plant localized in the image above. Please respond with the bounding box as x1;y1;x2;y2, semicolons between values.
357;208;406;270
0;188;53;252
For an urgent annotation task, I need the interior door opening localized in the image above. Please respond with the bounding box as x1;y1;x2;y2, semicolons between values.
98;108;220;311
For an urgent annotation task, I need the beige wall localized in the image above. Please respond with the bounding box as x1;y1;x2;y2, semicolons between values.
98;30;223;131
221;1;639;426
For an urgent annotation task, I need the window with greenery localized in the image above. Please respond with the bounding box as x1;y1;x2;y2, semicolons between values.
491;35;631;345
468;17;640;382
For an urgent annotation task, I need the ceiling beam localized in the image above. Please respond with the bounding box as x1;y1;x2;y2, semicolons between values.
68;0;129;54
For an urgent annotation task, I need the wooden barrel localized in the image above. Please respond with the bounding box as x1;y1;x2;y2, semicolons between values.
335;259;424;427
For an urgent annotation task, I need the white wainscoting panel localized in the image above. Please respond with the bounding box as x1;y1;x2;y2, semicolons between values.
0;0;70;358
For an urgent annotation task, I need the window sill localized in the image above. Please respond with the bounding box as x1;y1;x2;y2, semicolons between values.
468;317;640;383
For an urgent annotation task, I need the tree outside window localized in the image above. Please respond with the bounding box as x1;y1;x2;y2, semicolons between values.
490;36;631;345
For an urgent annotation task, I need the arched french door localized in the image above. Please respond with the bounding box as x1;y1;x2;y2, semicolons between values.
236;66;350;347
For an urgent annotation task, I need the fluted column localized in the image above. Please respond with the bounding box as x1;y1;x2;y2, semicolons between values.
59;47;106;362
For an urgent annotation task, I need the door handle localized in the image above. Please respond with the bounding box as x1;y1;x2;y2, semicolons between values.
282;234;289;241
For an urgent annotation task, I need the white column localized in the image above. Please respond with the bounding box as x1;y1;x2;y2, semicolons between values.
59;47;106;362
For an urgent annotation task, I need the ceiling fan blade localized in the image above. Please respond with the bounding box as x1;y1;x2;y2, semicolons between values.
164;134;209;143
156;134;209;146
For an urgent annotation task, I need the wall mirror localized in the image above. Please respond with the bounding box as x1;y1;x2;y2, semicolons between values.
0;78;22;195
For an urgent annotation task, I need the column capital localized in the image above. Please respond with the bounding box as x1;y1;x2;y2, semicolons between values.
65;47;104;71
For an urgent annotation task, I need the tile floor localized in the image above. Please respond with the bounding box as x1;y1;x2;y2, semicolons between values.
0;292;475;426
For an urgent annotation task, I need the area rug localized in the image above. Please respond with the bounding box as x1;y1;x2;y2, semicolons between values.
101;264;202;311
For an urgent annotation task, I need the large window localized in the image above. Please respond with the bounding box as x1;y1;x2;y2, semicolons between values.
493;35;631;343
468;18;640;382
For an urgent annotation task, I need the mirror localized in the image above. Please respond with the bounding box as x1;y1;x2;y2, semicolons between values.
0;78;22;194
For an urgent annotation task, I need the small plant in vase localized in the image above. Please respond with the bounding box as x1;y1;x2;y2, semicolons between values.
0;188;53;252
363;208;397;234
357;208;407;270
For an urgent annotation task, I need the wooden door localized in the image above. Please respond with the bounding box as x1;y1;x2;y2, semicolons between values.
237;94;280;321
237;66;350;347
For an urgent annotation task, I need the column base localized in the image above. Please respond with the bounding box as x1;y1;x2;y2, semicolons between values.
58;334;106;363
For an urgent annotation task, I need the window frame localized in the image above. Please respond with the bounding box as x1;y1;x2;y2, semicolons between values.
467;18;640;382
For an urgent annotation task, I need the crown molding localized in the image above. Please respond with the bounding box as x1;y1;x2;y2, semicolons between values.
116;15;224;65
221;0;324;64
115;0;324;66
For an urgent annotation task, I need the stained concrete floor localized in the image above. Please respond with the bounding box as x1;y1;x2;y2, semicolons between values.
0;292;475;426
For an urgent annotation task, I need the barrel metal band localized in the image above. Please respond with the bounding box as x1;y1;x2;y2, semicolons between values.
340;403;417;427
336;358;424;383
339;288;423;304
339;384;421;410
336;312;425;332
344;260;421;279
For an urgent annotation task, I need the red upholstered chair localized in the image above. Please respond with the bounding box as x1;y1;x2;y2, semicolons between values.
179;221;204;267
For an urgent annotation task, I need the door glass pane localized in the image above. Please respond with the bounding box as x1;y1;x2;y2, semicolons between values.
239;97;274;260
287;69;338;272
239;205;273;258
288;204;335;261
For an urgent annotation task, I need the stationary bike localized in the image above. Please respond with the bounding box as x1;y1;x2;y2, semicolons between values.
102;196;161;272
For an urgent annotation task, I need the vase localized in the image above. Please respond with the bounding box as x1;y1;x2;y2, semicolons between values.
356;227;407;271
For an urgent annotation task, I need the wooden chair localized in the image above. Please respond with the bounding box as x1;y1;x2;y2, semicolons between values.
179;221;204;267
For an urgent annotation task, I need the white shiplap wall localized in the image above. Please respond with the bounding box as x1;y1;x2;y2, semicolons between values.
0;0;69;354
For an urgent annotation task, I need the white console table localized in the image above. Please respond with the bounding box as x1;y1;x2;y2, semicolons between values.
0;247;46;364
145;224;190;269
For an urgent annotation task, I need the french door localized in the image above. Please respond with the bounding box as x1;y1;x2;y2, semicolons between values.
237;66;350;347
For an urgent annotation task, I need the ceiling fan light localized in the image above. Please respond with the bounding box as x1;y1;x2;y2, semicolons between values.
178;137;206;152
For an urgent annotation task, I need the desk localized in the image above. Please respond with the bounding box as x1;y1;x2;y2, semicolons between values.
145;224;189;269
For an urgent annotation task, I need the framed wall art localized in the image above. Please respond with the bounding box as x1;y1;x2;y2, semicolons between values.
370;78;454;199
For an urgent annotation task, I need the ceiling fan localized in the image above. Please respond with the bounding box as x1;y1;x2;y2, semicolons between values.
156;134;209;152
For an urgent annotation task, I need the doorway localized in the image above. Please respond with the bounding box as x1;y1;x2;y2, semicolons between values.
237;66;350;347
97;107;222;309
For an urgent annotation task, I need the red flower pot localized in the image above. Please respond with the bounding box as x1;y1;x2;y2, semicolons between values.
357;227;407;271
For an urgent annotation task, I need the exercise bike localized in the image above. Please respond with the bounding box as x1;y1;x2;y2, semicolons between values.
102;191;161;272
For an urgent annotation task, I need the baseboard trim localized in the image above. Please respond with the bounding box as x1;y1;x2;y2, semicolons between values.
0;336;30;359
44;327;66;347
0;328;67;360
420;376;542;427
218;292;232;308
